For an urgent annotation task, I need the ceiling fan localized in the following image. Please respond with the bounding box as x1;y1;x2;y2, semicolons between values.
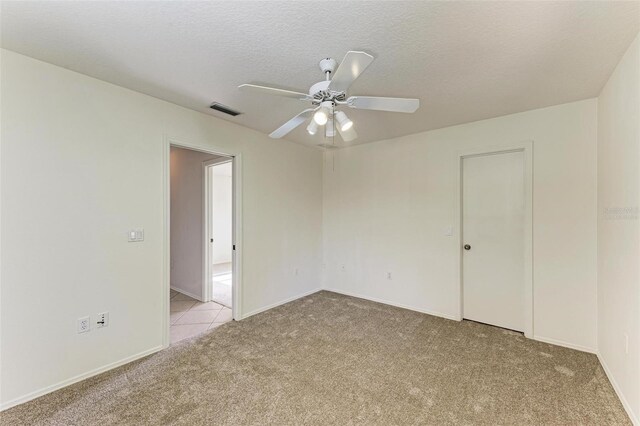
238;51;420;142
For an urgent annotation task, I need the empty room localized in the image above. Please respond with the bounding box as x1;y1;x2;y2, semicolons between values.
0;1;638;425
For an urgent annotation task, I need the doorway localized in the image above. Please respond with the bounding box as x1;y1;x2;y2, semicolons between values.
168;144;236;345
461;148;529;333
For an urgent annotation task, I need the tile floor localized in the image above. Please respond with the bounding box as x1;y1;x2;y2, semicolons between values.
170;290;232;344
211;262;232;275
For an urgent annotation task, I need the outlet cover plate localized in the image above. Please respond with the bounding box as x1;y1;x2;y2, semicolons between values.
78;316;90;333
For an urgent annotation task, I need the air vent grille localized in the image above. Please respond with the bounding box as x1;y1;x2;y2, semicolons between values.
210;103;242;116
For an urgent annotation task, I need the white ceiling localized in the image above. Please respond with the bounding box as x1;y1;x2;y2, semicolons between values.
2;1;638;147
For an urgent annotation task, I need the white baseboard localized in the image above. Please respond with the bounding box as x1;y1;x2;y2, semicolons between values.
533;335;597;354
240;288;322;319
170;286;204;302
598;353;639;425
323;287;460;321
0;345;163;412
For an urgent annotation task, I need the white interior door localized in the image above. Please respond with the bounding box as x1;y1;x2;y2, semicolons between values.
208;160;233;308
211;162;233;266
462;150;525;332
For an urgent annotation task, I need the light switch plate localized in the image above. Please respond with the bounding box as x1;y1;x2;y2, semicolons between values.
96;312;109;328
128;228;144;242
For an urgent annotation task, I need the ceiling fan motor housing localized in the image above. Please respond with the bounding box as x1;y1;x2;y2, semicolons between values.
308;80;346;104
309;58;347;104
309;80;331;96
319;58;337;74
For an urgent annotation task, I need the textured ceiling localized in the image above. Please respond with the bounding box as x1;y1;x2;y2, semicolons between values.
2;1;638;147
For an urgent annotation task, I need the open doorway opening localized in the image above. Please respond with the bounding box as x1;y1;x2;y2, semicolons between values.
169;145;235;345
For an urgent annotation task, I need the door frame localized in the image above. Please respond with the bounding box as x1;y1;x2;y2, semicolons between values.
162;135;243;349
203;157;233;304
454;140;533;338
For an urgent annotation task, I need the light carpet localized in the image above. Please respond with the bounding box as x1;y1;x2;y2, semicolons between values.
0;291;630;425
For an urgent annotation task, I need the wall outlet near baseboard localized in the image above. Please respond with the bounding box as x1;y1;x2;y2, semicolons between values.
97;312;109;328
77;317;90;333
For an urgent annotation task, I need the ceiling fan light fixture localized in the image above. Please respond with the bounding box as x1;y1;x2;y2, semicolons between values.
337;121;358;142
335;111;353;131
325;117;336;137
314;101;333;125
306;120;319;135
338;127;358;142
313;110;328;126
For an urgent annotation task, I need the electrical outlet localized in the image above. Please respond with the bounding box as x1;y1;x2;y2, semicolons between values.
96;312;109;328
78;316;90;334
387;272;392;280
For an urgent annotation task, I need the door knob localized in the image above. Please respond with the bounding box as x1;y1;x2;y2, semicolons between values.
464;244;471;250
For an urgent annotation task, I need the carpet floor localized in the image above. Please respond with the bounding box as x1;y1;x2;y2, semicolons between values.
1;291;630;425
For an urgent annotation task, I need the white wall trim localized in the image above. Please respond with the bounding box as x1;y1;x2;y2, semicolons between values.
455;140;534;338
0;345;163;412
598;353;640;425
170;286;205;302
533;334;597;354
240;288;323;320
163;134;244;350
323;287;461;321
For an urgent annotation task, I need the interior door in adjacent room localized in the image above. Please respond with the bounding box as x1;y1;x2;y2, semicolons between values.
462;150;525;332
207;160;234;308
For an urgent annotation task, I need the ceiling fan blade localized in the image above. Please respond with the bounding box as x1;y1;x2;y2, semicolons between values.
269;109;315;139
347;96;420;113
238;84;310;100
327;51;374;92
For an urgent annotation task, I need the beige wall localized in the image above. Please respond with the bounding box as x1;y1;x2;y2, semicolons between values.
0;50;323;408
323;99;598;352
170;147;219;299
597;33;640;424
